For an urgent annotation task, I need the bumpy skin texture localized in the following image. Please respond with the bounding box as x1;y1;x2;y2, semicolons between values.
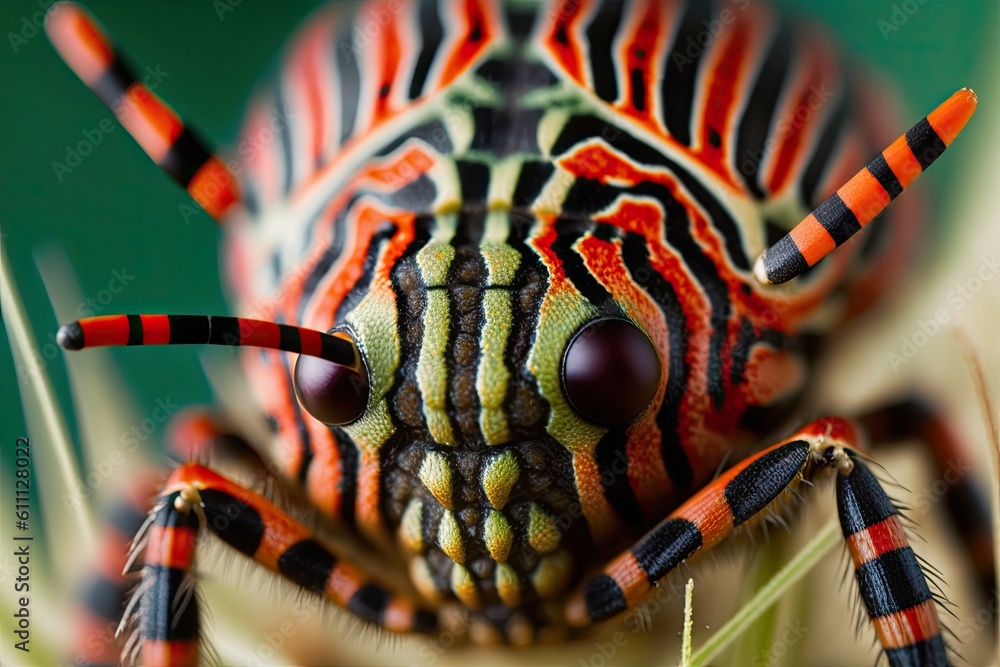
222;0;922;620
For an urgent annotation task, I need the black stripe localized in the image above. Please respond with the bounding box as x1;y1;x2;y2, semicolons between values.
512;161;555;208
275;87;294;194
582;573;627;621
836;453;899;537
736;20;793;199
503;3;537;41
595;427;644;527
200;488;265;556
141;565;200;641
661;0;715;146
159;127;211;187
867;153;904;200
470;106;544;156
276;539;337;594
374;119;454;157
905;117;947;172
278;323;302;354
277;349;313;482
168;315;208;345
207;315;241;347
335;223;399;323
632;517;702;582
621;233;693;490
456;160;490;208
885;636;949;667
763;235;808;284
413;609;439;633
800;89;850;208
378;172;439;215
91;58;134;109
335;16;361;145
409;0;444;99
551;216;614;310
334;430;360;528
347;583;390;625
106;496;149;537
152;492;201;530
80;573;130;621
729;318;755;386
585;0;624;103
724;440;809;526
855;547;933;618
126;314;143;346
812;193;861;246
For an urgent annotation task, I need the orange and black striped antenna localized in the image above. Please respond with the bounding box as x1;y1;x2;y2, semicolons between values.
45;2;240;221
754;88;978;285
57;314;361;370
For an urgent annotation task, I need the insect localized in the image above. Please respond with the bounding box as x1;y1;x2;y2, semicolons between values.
40;0;991;665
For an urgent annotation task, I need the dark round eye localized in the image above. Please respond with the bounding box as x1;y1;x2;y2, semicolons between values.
293;343;369;426
561;319;661;427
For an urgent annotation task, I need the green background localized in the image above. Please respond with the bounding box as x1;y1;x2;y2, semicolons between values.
1;0;997;459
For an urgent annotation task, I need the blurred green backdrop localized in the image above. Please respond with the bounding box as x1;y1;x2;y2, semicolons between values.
1;0;997;505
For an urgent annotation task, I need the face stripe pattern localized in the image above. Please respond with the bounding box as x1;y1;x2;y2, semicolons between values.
221;0;937;610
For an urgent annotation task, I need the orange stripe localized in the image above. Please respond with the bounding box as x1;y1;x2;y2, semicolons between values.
605;552;652;608
187;157;238;220
145;525;197;570
881;135;923;190
872;600;941;649
926;88;978;146
142;639;200;667
325;562;364;606
141;314;171;345
117;83;184;163
837;168;891;228
847;515;908;565
83;314;130;347
383;597;417;633
788;213;835;266
46;4;114;85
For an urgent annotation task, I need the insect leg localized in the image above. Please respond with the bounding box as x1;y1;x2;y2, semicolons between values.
565;417;950;666
71;471;161;666
45;2;240;220
859;397;995;599
131;461;439;664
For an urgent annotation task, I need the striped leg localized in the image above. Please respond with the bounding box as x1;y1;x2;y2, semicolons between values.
45;2;240;220
860;398;995;598
565;417;950;666
72;472;160;667
130;462;439;665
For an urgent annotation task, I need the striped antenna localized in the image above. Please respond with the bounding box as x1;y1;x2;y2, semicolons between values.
45;2;240;220
754;88;978;285
57;314;361;370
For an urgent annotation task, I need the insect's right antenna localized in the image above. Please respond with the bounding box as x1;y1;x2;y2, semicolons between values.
45;2;241;221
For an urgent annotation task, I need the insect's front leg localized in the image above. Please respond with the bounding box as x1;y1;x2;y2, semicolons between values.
565;416;951;667
131;460;441;667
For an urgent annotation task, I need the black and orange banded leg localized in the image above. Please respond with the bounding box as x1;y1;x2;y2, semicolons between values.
134;462;439;665
45;2;240;220
565;417;951;667
860;397;996;599
72;472;161;667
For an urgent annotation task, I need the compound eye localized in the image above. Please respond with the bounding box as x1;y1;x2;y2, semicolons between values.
561;319;661;427
293;335;369;426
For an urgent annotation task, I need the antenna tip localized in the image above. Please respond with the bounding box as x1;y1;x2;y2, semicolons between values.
57;322;84;350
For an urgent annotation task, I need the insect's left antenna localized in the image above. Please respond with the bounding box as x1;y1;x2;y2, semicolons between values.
56;314;361;370
45;2;241;221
